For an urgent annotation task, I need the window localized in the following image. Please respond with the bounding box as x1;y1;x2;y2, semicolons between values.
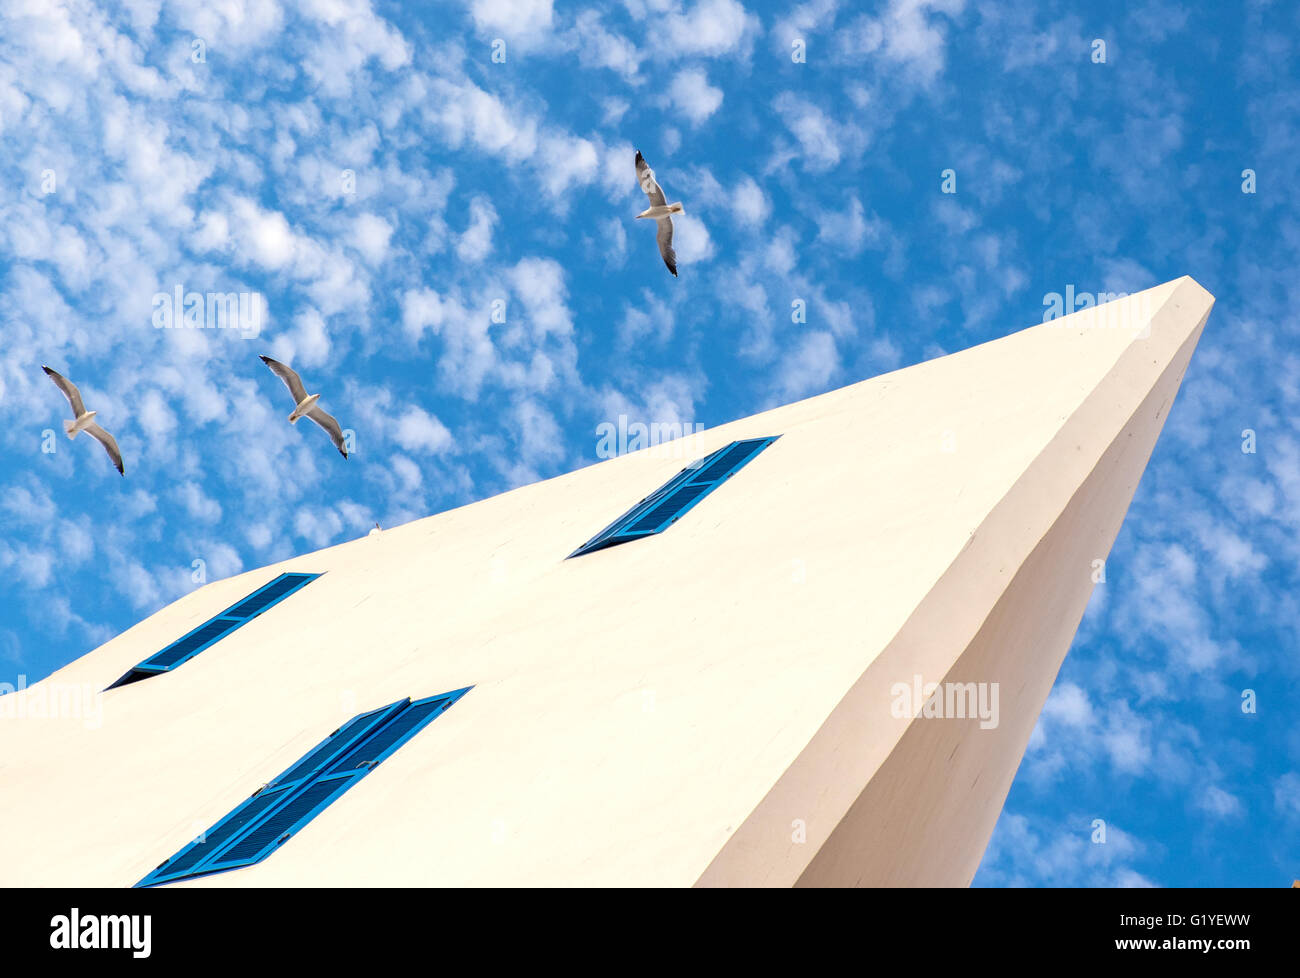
568;436;779;558
135;689;470;887
106;573;320;689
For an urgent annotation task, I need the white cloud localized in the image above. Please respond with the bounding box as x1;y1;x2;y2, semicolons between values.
164;0;285;48
774;331;838;402
389;453;423;492
815;196;885;253
193;210;230;252
669;68;723;124
1101;703;1153;775
931;197;978;234
57;518;95;566
401;287;446;343
509;257;573;341
137;388;177;438
1041;682;1095;729
731;177;771;227
978;811;1154;887
195;541;244;581
117;559;162;611
1274;773;1300;821
1098;256;1157;295
288;308;331;369
394;406;453;455
294;506;344;549
772;92;844;171
351;212;394;265
599;372;705;432
537;133;601;199
853;0;966;84
599;216;627;269
1198;785;1244;820
424;77;540;161
229;196;299;270
467;0;554;44
571;11;643;80
601;97;630;125
672;213;714;266
617;290;675;347
178;482;222;523
1114;869;1158;888
659;0;756;58
512;397;563;470
456;196;498;264
297;0;411;96
771;0;841;50
2;484;56;525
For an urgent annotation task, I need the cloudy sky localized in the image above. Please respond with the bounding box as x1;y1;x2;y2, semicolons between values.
0;0;1296;887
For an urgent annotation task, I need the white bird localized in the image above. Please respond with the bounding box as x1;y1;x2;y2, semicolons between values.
635;150;684;277
42;366;124;476
259;355;349;459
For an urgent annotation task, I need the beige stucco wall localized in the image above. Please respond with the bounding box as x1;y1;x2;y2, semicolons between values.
0;278;1213;886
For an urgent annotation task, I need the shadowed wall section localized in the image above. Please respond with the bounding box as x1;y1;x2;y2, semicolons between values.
697;278;1213;887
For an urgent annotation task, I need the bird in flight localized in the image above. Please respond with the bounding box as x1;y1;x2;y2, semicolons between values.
42;366;125;475
259;355;349;458
635;150;684;277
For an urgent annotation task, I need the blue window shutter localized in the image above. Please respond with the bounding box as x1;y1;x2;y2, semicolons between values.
568;466;698;554
322;693;464;775
138;617;243;671
106;572;320;689
200;778;359;870
140;785;294;885
167;701;408;878
687;439;772;484
224;573;317;620
269;701;408;788
203;694;469;871
624;482;712;533
135;688;471;887
568;436;779;557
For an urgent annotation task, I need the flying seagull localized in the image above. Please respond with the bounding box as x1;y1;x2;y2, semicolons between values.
635;150;684;277
42;366;125;475
259;355;349;458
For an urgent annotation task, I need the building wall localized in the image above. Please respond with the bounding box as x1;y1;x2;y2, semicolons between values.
0;278;1213;886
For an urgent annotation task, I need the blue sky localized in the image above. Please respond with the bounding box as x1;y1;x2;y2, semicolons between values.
1;0;1296;887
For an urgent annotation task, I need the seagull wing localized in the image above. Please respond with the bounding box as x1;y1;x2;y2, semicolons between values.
84;422;124;475
636;151;667;208
43;366;85;417
305;405;348;458
259;355;308;404
656;218;678;277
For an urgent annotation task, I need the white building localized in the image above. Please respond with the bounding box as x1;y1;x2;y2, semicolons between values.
0;277;1214;887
